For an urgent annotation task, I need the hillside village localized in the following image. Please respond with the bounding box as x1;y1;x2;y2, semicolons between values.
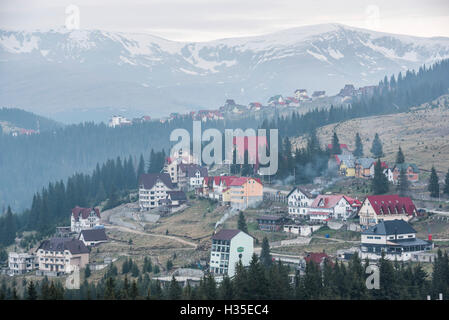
3;128;449;288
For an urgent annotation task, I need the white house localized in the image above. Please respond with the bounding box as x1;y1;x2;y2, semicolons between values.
8;252;36;275
138;173;174;211
108;115;132;128
287;187;315;217
78;228;108;247
360;220;432;261
209;229;253;277
35;238;89;275
71;207;101;233
309;195;361;221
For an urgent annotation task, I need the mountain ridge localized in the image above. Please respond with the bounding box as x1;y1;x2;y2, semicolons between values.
2;23;449;123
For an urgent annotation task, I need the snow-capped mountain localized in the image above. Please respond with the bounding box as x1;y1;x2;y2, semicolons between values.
1;23;449;123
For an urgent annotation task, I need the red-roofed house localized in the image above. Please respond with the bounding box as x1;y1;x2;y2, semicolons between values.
71;206;101;233
358;195;417;229
229;177;263;210
310;194;359;221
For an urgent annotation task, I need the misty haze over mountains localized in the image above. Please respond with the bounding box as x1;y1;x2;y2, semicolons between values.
1;23;449;123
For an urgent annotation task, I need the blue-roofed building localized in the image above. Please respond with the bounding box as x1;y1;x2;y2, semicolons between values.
360;219;432;261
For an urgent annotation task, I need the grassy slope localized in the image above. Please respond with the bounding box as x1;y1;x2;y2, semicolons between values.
292;95;449;176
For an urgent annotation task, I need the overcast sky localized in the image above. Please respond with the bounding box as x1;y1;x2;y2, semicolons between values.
1;0;449;41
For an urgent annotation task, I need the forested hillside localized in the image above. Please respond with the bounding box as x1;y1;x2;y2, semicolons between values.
0;59;448;211
0;108;61;132
0;117;260;211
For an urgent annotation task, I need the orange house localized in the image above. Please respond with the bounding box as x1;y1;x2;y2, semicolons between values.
229;177;263;210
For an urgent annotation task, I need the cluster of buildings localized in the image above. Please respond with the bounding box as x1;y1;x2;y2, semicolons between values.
330;144;420;184
8;206;107;276
286;187;361;223
108;115;152;128
198;176;264;210
338;84;377;98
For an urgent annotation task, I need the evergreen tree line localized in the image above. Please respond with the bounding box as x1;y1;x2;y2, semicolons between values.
0;148;168;247
267;60;449;140
2;249;449;300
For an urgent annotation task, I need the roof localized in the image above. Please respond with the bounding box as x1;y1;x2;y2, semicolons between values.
305;252;330;265
393;163;419;173
364;195;416;216
343;196;362;207
311;195;346;209
212;229;241;241
229;177;262;186
334;154;354;165
72;206;100;221
167;191;187;201
179;164;208;178
363;219;416;236
287;187;314;199
79;228;108;242
355;158;375;169
38;238;89;254
139;173;173;190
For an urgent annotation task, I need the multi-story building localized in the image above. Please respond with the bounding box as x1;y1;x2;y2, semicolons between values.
138;173;174;211
287;187;315;217
35;238;89;275
309;194;361;221
360;219;432;261
229;177;263;210
358;195;417;229
71;206;101;233
8;252;36;275
209;229;253;277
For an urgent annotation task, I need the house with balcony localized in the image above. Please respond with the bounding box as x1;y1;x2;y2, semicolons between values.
287;187;315;217
35;238;89;276
71;206;101;233
360;219;432;261
138;173;174;211
8;252;36;275
309;194;361;221
229;177;263;210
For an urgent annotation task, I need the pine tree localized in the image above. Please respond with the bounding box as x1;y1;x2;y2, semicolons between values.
168;276;182;300
136;154;145;185
26;281;37;300
237;212;248;233
372;159;389;194
260;237;272;268
397;168;410;196
84;265;91;278
396;147;405;164
354;133;363;157
331;132;342;155
104;277;116;299
370;133;384;158
428;166;440;198
443;169;449;195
